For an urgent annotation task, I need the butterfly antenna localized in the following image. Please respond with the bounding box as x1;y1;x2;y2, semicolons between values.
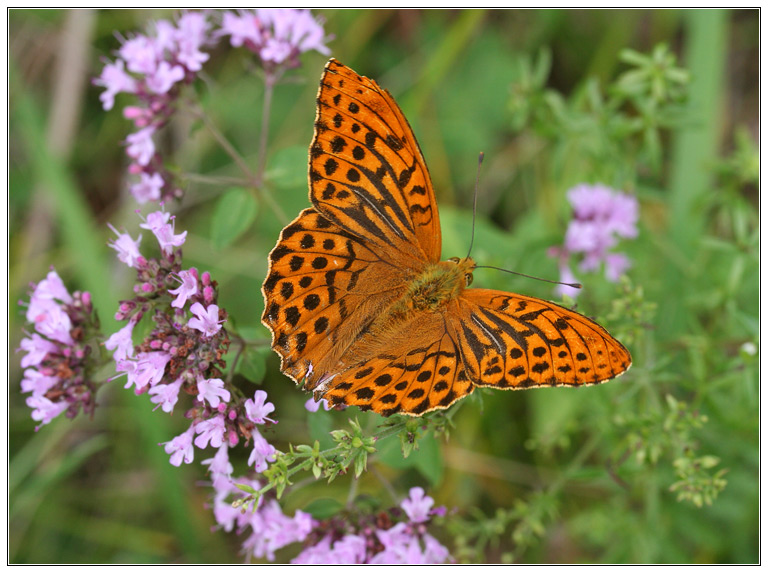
465;152;484;260
474;264;583;290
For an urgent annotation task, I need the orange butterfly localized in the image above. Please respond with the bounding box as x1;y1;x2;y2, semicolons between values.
262;59;631;417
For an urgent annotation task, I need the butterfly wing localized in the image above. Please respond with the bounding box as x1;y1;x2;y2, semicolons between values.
449;289;632;389
317;310;474;416
262;208;409;385
309;59;441;265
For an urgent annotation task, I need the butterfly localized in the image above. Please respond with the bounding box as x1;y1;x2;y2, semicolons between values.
261;59;631;417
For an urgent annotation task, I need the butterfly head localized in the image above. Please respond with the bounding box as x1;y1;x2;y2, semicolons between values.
447;256;476;288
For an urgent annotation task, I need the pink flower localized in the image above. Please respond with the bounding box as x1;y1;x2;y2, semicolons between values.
120;34;159;75
550;183;639;295
20;369;59;395
248;429;276;472
163;424;196;466
130;351;171;391
401;487;434;523
129;172;164;204
244;390;276;424
19;334;58;368
94;59;137;110
26;270;72;324
104;322;135;361
202;444;234;492
188;302;222;337
125;126;156;166
149;377;183;413
35;305;74;346
194;414;226;449
108;224;143;267
304;396;331;412
140;210;187;254
145;60;185;94
196;376;230;408
168;269;198;308
26;394;69;428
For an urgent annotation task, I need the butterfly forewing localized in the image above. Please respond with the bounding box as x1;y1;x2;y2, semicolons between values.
310;59;441;264
262;208;408;384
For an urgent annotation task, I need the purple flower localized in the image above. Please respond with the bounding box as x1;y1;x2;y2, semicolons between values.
401;487;434;523
244;389;275;424
129;351;171;391
304;396;332;412
188;302;222;337
140;210;187;254
168;269;199;308
26;394;69;428
129;171;164;205
550;183;639;294
20;369;59;395
293;534;367;564
248;429;277;472
26;270;72;324
104;322;135;361
120;34;159;75
149;377;183;413
194;414;226;449
196;377;230;408
242;500;314;561
108;224;143;267
19;334;58;368
35;305;74;346
94;59;137;110
125;126;156;166
202;444;233;485
220;9;330;69
163;424;196;466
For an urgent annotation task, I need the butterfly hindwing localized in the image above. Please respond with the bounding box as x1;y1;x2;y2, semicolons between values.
320;313;474;416
451;289;632;389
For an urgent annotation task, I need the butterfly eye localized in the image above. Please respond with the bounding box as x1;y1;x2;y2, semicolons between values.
465;273;474;286
448;257;460;264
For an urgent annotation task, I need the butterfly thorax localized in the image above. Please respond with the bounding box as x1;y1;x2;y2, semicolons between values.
397;257;476;314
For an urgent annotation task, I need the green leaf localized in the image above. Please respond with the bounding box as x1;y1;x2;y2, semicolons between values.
210;187;258;250
266;145;308;191
303;498;344;520
236;346;268;383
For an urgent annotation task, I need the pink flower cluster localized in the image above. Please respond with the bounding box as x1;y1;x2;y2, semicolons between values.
95;12;213;204
292;487;450;564
95;9;331;206
19;271;99;429
206;450;314;561
549;183;639;297
219;9;330;72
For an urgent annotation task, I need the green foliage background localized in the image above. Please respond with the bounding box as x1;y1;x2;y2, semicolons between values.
9;9;759;564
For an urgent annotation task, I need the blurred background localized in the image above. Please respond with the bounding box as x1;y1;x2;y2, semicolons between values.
9;9;759;563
